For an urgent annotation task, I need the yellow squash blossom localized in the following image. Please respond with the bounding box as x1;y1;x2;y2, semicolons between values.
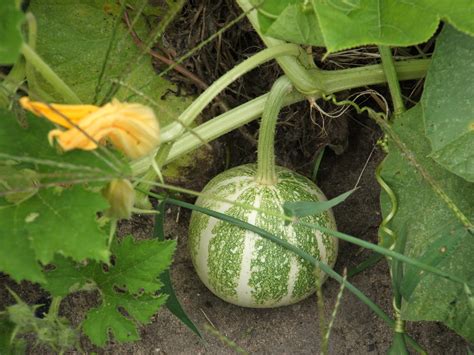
102;179;135;219
20;97;160;159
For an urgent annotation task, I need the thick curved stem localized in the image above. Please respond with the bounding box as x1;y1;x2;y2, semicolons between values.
159;44;301;143
255;76;293;185
236;0;324;94
154;59;428;167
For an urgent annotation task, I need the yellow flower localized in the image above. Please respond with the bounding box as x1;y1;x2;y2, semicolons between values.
20;97;160;159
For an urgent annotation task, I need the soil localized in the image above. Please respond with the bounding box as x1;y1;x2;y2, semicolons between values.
0;1;471;354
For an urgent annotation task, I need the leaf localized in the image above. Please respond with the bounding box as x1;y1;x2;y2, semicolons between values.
422;26;474;182
312;0;474;53
379;104;474;341
0;109;124;283
154;200;202;338
0;0;24;65
254;0;325;46
27;0;190;129
283;188;355;218
0;185;111;282
44;236;176;346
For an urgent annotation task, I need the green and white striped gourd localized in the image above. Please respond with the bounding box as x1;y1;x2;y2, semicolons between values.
188;76;338;307
188;163;338;308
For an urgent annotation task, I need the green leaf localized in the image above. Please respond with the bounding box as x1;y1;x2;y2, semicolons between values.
312;0;474;53
422;26;474;182
154;200;202;338
44;236;176;346
254;0;325;46
0;0;24;65
0;185;110;282
27;0;190;128
380;105;474;341
283;188;355;218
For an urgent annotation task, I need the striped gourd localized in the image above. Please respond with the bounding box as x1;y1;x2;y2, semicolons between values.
188;163;338;308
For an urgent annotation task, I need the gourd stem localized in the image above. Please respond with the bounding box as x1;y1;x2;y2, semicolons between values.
255;76;293;185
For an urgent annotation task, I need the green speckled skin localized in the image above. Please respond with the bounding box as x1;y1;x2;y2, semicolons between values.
188;164;338;308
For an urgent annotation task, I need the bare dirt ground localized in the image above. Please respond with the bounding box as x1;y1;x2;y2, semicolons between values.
0;1;471;353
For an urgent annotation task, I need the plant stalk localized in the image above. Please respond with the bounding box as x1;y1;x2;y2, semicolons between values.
48;296;62;318
236;0;324;94
256;76;292;185
20;43;81;104
159;44;301;143
151;59;429;168
378;46;406;116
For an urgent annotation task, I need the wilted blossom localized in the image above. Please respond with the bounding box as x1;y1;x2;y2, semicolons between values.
20;97;160;159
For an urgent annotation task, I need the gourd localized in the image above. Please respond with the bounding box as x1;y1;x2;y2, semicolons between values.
188;77;338;308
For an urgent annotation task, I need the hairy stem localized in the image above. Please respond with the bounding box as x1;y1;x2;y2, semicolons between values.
256;76;293;184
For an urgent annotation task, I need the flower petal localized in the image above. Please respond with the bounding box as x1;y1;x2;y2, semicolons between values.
46;99;160;159
20;97;99;128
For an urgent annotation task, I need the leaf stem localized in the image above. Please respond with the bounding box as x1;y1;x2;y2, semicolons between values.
48;296;62;318
378;46;405;116
256;76;292;185
20;43;81;104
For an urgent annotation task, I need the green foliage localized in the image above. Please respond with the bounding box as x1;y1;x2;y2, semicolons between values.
422;26;474;182
0;185;111;283
0;110;122;282
27;0;190;127
0;317;26;354
2;292;78;352
380;105;474;341
0;0;24;65
253;0;325;46
43;237;176;346
312;0;474;53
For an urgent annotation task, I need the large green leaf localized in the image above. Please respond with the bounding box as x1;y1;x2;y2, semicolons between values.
27;0;190;127
0;0;24;65
0;185;110;283
380;105;474;341
43;236;176;346
312;0;474;53
422;26;474;182
253;0;325;47
0;110;118;282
